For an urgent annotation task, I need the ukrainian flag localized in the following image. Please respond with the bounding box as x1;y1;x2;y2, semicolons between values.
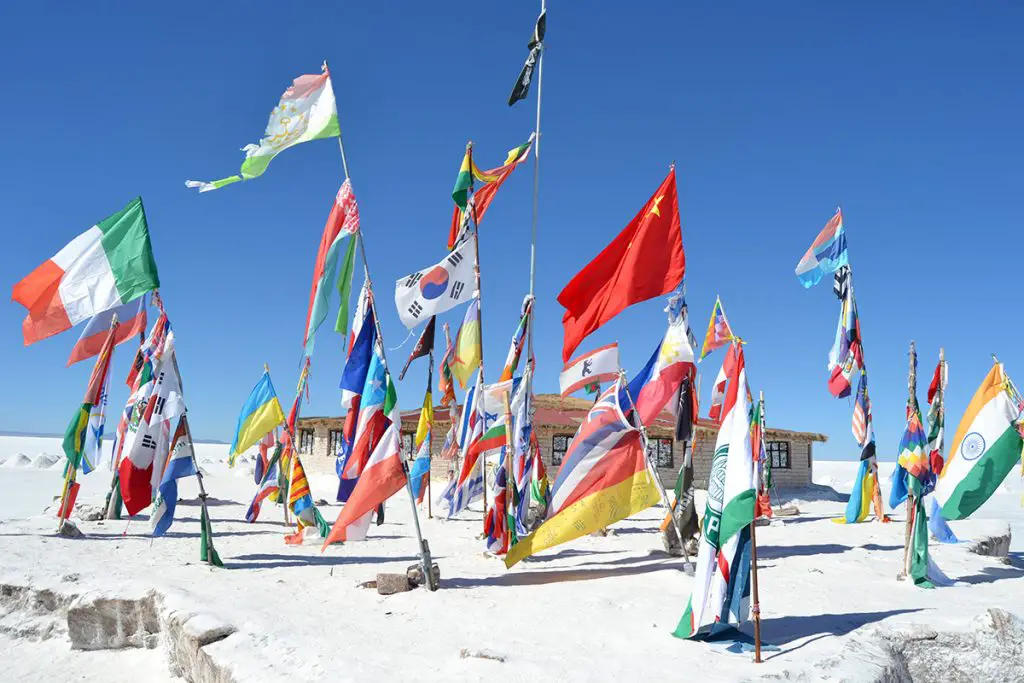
230;371;286;458
834;458;875;524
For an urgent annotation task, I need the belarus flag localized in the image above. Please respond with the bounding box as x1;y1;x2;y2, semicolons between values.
12;198;159;346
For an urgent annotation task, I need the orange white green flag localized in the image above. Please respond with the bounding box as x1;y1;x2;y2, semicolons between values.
186;66;340;192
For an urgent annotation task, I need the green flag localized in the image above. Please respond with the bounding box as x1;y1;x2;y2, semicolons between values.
200;506;224;567
334;236;358;336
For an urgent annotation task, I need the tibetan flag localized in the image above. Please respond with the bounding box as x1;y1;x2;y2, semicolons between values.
151;416;198;537
505;380;659;567
559;343;620;397
508;10;546;106
68;295;147;366
12;198;160;346
452;299;481;389
399;316;436;381
394;236;476;329
448;136;535;249
229;371;286;457
674;347;756;640
934;362;1023;520
795;208;848;288
558;169;685;362
187;67;340;192
63;322;118;474
303;179;360;357
698;297;735;361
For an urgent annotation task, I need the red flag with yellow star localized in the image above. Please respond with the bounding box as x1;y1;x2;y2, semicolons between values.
557;168;685;361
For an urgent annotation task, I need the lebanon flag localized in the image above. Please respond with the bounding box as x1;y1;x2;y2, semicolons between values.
557;169;685;362
12;198;160;346
323;407;406;550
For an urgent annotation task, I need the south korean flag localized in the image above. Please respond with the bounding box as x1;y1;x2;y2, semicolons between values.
395;234;477;329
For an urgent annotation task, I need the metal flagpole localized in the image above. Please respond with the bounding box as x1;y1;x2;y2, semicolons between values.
326;61;435;587
750;391;765;663
428;350;434;519
901;341;917;579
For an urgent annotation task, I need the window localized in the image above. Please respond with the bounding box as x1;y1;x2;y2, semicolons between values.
328;429;344;456
551;434;573;466
299;429;314;455
767;441;790;469
402;432;415;458
646;438;673;468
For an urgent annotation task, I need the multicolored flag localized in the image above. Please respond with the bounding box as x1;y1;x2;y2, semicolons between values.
229;370;286;460
452;299;482;389
12;197;160;345
852;370;873;447
558;169;685;362
448;376;485;517
507;10;546;106
505;380;658;567
468;379;518;460
827;266;863;398
303;179;360;357
151;416;198;537
398;316;436;381
186;66;340;192
499;297;533;382
341;347;390;486
674;346;755;639
394;236;476;329
559;343;620;397
622;313;696;427
340;307;377;410
63;321;118;475
438;322;457;407
698;297;736;361
795;208;848;288
68;295;147;366
246;445;281;522
926;359;946;476
934;362;1023;520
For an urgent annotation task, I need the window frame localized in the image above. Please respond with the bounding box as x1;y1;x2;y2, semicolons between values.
299;428;314;455
328;429;344;456
646;437;674;468
767;440;791;469
402;432;415;458
551;434;573;466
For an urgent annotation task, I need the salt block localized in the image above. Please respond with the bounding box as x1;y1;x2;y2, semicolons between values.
376;573;412;595
67;591;160;650
968;523;1012;559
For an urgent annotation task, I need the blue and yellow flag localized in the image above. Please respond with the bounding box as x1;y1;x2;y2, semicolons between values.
230;370;286;460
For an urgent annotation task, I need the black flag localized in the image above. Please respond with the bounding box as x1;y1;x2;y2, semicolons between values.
508;10;546;106
673;368;697;442
398;316;436;381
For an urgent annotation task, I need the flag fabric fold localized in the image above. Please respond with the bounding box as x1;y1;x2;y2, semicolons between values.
229;371;286;459
399;317;436;381
698;297;736;361
559;343;620;397
795;208;848;288
508;11;546;106
151;416;198;537
395;237;476;329
68;295;148;366
452;299;482;389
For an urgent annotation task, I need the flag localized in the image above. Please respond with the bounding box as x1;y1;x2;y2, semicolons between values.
68;295;147;366
416;374;433;451
559;343;620;397
286;360;311;434
898;398;931;497
451;147;502;211
151;416;198;537
507;10;546;106
12;198;160;345
934;362;1023;520
323;375;405;549
499;297;533;382
125;310;169;390
452;299;482;389
409;433;432;504
795;208;848;288
186;67;340;192
673;367;698;443
468;379;519;461
255;430;276;485
63;322;118;474
448;136;535;249
200;506;224;567
558;169;685;362
852;370;873;447
708;360;729;423
341;348;391;484
926;360;946;476
827;266;862;398
303;179;360;357
229;371;286;457
698;297;735;361
621;313;696;428
834;458;877;524
505;380;659;567
449;376;486;517
510;370;535;536
334;236;359;339
399;316;436;381
247;446;281;522
394;236;476;329
340;307;377;410
438;322;457;407
346;282;371;354
674;347;756;639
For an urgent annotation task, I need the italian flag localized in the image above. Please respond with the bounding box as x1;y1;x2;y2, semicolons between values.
934;363;1023;520
12;198;159;346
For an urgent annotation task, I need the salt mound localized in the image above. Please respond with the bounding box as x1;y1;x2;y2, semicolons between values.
49;457;69;471
31;453;62;469
2;453;32;468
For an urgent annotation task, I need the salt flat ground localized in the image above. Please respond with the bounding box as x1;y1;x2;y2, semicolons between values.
0;436;1022;682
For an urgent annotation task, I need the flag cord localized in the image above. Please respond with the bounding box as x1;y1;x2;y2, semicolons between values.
328;101;434;586
467;143;489;512
619;371;693;571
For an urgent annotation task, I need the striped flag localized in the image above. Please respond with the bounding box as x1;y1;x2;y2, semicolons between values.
68;295;148;367
151;416;198;537
448;376;485;517
246;446;281;522
852;370;872;447
795;208;848;288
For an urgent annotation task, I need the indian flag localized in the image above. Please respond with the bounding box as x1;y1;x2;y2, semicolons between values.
187;67;340;192
12;198;159;346
934;363;1023;520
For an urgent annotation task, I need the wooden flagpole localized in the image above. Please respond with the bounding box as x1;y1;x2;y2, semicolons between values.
750;390;765;663
901;341;917;578
326;61;435;588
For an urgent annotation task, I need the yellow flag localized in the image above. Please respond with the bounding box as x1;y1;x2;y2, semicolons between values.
452;300;481;389
416;386;433;449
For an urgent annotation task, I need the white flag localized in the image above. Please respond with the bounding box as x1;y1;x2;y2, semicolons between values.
394;235;476;329
559;343;620;396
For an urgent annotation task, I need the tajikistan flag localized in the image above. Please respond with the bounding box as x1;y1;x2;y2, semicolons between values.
934;362;1023;520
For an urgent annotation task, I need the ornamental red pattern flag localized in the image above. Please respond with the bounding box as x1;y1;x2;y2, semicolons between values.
557;169;685;362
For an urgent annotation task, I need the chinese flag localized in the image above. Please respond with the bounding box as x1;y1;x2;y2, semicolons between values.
558;169;685;361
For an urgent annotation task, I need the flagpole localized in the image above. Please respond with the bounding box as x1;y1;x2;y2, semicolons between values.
901;341;917;579
524;0;544;470
428;351;434;519
750;391;765;664
467;142;489;513
325;83;434;587
619;371;693;571
182;414;220;567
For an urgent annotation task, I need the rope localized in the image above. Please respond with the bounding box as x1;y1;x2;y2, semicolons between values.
388;327;416;352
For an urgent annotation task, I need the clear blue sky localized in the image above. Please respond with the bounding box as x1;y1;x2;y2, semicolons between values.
2;3;1022;458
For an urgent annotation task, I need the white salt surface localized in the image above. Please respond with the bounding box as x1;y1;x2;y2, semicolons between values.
1;436;1023;681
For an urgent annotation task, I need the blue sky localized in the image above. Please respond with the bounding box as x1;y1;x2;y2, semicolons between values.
2;3;1022;458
